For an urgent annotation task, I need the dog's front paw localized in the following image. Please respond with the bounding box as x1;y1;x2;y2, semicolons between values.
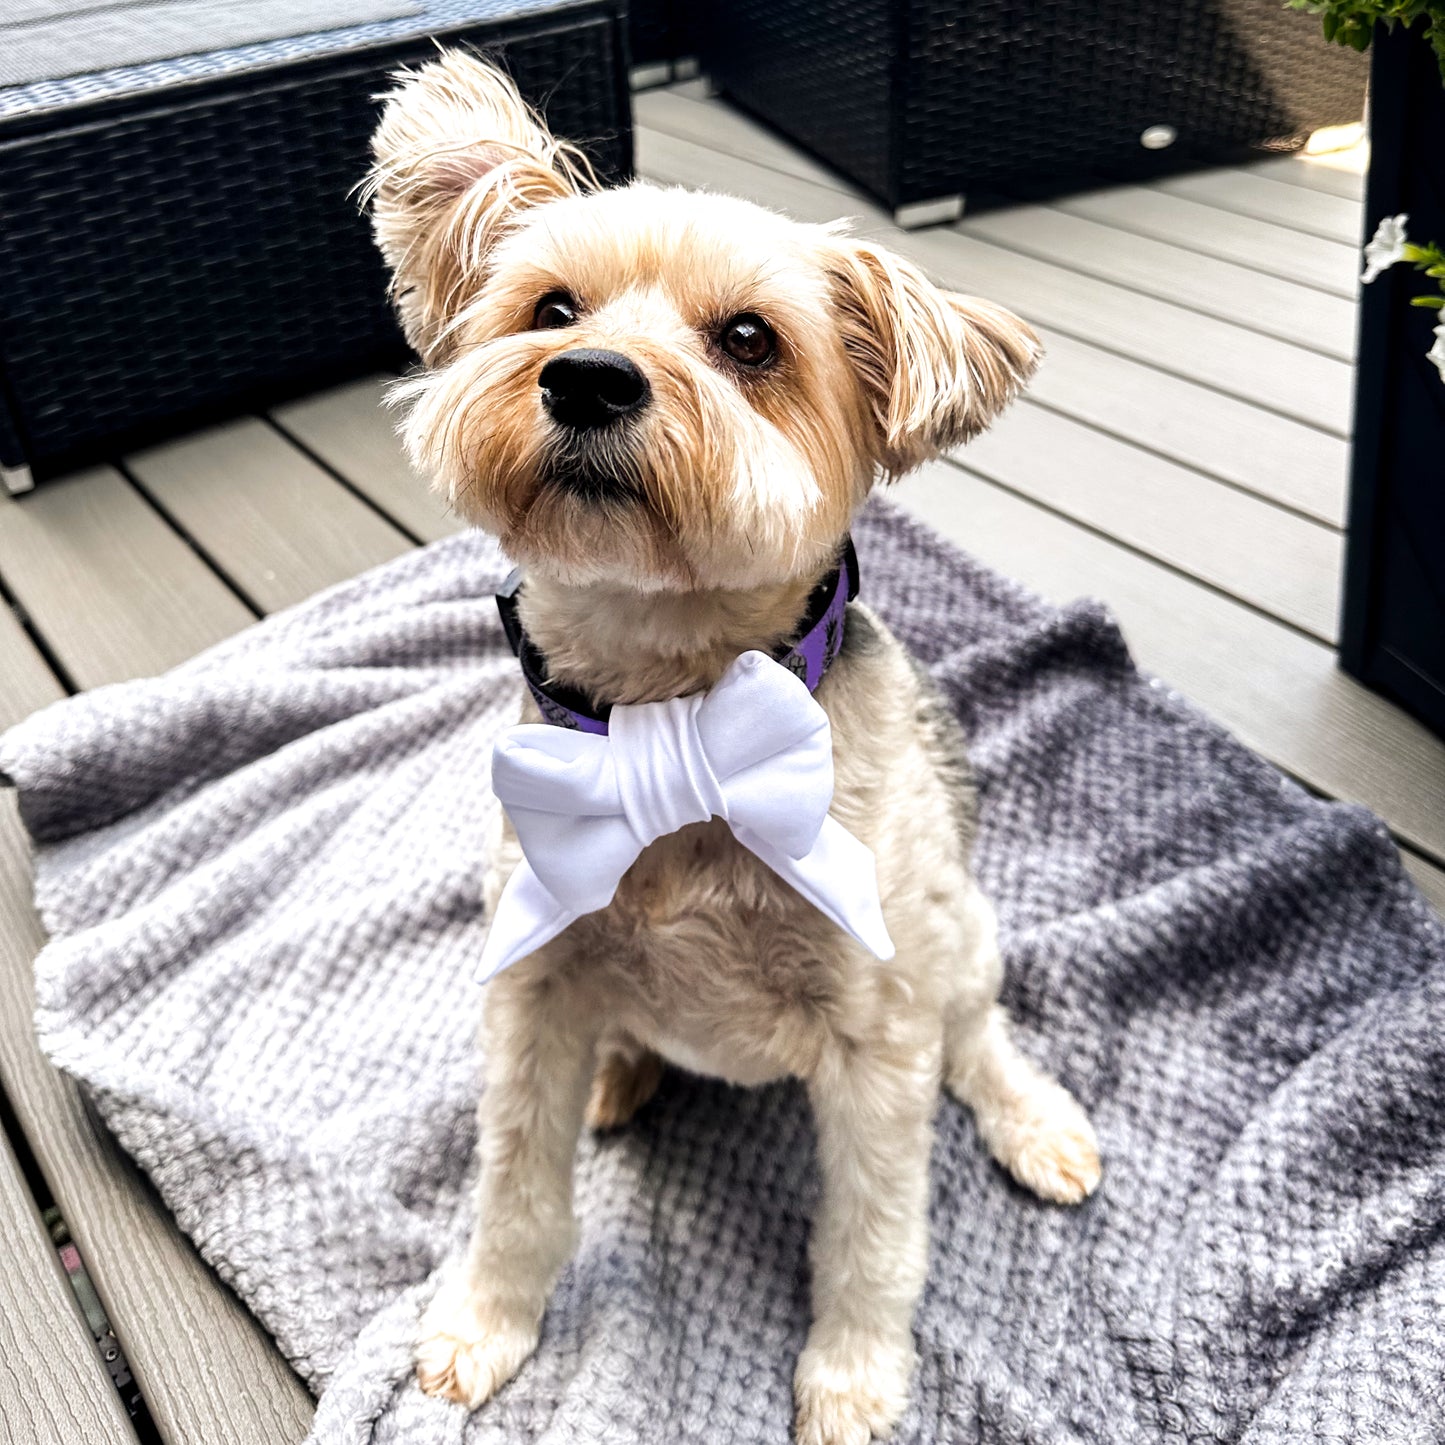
994;1077;1101;1206
416;1282;539;1409
793;1333;915;1445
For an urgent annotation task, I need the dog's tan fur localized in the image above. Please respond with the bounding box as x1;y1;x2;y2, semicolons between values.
370;54;1100;1444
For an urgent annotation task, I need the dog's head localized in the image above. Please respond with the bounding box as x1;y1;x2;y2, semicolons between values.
369;54;1040;591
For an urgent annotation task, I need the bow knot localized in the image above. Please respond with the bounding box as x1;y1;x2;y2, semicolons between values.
610;695;723;847
479;651;894;980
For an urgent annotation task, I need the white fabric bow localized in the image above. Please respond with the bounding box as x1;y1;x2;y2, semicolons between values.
478;650;895;981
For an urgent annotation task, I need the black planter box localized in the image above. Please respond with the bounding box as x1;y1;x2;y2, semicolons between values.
1341;25;1445;740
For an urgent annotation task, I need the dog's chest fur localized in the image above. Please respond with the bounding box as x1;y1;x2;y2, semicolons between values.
486;604;977;1085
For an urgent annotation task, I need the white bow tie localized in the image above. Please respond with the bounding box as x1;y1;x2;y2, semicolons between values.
478;650;895;981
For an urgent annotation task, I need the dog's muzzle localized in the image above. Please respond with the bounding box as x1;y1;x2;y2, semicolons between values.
540;349;650;431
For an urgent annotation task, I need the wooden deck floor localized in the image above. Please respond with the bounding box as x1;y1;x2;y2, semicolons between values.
1;81;1443;1442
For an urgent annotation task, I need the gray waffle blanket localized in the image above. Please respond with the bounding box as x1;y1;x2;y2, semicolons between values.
4;499;1444;1445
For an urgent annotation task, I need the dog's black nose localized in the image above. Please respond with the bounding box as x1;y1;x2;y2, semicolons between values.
539;349;649;430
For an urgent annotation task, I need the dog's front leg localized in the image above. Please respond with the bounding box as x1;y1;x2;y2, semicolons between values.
795;1036;941;1445
417;951;598;1408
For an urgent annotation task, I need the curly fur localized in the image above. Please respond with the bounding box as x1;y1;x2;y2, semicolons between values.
368;53;1098;1445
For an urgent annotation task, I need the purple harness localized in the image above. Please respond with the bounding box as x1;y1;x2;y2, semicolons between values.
495;538;859;734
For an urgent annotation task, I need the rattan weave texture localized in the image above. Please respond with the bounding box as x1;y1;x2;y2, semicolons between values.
0;0;630;478
706;0;1366;210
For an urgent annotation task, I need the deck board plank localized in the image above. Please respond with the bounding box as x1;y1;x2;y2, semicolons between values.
0;624;313;1443
128;418;414;614
1056;184;1359;298
1253;154;1367;199
271;378;466;545
1158;167;1364;243
634;122;880;223
0;1123;137;1445
0;470;254;690
1403;852;1445;917
634;88;855;193
0;799;316;1445
1024;331;1347;526
0;602;64;719
955;401;1343;640
960;204;1357;358
635;126;1355;435
918;229;1355;433
895;461;1445;864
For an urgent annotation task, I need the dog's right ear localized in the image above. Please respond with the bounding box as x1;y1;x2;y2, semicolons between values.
366;52;591;363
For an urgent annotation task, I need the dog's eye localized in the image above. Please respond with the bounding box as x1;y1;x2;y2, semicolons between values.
533;292;578;330
719;313;776;367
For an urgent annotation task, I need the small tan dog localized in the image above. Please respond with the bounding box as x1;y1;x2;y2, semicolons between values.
369;54;1100;1445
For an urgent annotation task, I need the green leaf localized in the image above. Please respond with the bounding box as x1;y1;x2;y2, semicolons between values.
1288;0;1445;82
1409;294;1445;308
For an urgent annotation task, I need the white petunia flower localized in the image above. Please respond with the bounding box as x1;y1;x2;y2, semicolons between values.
1428;319;1445;384
1362;213;1410;283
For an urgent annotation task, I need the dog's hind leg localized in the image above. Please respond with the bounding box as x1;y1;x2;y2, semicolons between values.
587;1037;664;1130
944;886;1101;1205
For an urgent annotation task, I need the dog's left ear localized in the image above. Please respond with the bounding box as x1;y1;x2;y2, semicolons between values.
826;238;1041;477
366;52;593;363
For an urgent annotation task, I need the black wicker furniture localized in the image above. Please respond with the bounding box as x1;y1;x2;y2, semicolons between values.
703;0;1367;226
0;0;631;489
627;0;701;84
